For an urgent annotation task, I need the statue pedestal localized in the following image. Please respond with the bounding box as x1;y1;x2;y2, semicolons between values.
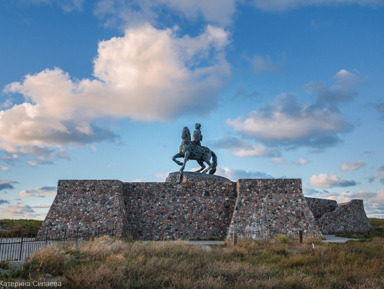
166;171;231;183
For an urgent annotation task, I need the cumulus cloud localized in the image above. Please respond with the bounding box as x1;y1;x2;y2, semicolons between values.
1;166;10;172
227;94;350;149
341;160;365;171
309;173;357;188
227;70;358;149
0;180;17;191
213;136;279;157
94;0;236;27
216;167;274;181
369;166;384;184
304;69;361;106
7;203;35;215
1;24;230;159
249;0;383;12
19;186;57;198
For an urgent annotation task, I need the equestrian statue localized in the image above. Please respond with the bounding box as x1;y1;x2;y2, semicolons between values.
172;124;217;175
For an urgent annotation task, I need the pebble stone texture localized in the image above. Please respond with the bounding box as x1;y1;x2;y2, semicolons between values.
305;197;338;220
124;172;236;240
227;179;323;240
37;173;370;240
37;180;129;240
316;199;371;234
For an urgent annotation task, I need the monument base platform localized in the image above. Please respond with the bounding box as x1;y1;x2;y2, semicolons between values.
38;172;369;241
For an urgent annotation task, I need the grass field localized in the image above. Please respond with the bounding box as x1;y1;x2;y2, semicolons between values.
0;219;383;288
0;219;43;238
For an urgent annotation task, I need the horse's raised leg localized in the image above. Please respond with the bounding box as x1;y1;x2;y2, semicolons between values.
196;160;206;173
172;153;184;166
180;150;190;173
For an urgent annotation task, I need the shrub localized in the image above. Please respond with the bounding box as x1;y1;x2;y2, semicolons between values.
276;235;290;244
29;246;68;275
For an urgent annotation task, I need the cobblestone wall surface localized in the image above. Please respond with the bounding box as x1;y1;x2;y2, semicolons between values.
124;173;236;240
37;174;370;240
37;180;128;239
227;179;322;240
305;197;338;220
317;200;371;234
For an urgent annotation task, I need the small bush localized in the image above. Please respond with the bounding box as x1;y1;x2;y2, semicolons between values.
276;235;290;243
29;246;68;275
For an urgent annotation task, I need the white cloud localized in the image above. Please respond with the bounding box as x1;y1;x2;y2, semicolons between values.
341;160;365;171
304;69;361;105
94;0;236;27
19;186;57;198
7;203;35;215
1;24;230;159
227;70;358;149
272;157;284;164
272;157;309;165
2;201;45;219
154;173;169;180
32;203;51;208
27;161;38;167
213;136;279;157
0;166;10;172
250;0;383;12
309;173;357;188
227;94;349;148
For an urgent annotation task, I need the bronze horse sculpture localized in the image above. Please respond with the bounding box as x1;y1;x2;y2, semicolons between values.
172;127;217;174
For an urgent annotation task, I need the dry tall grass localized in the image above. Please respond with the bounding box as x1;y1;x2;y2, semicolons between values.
13;234;382;289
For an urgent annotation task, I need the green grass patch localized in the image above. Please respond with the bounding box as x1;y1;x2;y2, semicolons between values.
0;219;43;237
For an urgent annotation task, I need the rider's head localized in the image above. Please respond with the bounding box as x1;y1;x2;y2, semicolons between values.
195;123;201;129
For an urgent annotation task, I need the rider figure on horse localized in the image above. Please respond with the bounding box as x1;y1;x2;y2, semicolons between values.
192;123;202;146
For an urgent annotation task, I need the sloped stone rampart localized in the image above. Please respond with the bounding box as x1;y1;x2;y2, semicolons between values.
227;179;322;239
37;180;128;239
305;197;338;220
317;200;371;234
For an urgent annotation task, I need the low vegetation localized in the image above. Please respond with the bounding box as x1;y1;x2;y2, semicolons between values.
0;219;383;288
0;219;43;238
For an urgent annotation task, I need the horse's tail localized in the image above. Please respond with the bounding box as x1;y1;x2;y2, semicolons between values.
209;151;217;175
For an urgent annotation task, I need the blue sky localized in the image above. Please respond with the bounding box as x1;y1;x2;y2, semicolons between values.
0;0;384;220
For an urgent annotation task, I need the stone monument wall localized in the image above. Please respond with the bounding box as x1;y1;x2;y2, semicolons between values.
37;174;371;240
305;197;338;220
37;180;129;239
123;175;236;240
227;179;322;239
317;200;371;234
